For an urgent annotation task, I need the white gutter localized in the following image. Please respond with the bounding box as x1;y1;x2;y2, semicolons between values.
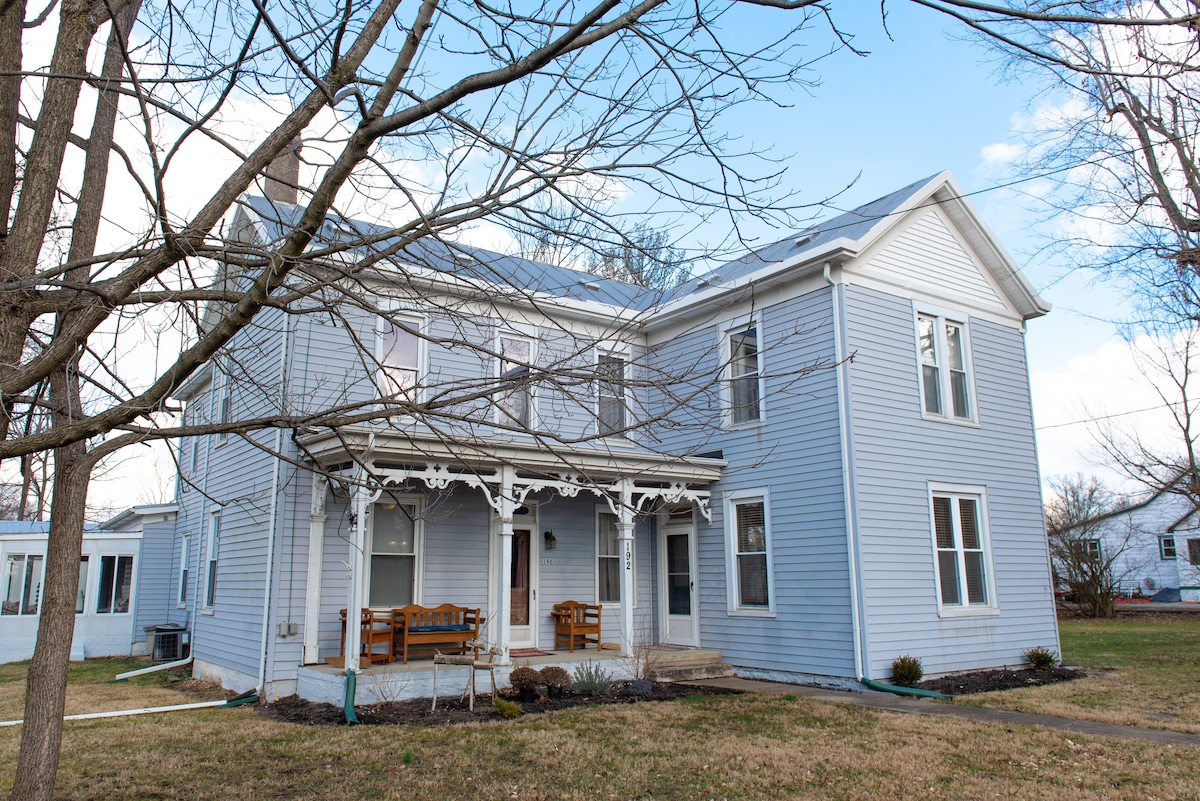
257;311;291;693
115;654;193;681
0;699;231;728
825;263;866;681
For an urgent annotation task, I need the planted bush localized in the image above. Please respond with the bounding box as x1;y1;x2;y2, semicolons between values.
571;661;613;696
493;697;523;718
890;654;923;687
508;666;542;692
540;666;571;691
1024;645;1060;671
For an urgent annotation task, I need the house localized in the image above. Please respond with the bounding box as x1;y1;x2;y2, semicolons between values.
0;509;176;663
159;171;1060;702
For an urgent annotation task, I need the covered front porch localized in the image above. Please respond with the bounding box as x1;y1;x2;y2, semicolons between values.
296;428;724;689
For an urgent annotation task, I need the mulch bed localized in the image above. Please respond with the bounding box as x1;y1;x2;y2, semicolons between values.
918;667;1086;696
259;681;739;726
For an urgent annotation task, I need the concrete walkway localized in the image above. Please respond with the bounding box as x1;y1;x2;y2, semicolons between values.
694;676;1200;748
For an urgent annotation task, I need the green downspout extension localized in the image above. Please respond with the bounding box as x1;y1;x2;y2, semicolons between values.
344;671;359;724
859;676;952;702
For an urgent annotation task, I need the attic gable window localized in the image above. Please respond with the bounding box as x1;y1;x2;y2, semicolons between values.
917;312;974;422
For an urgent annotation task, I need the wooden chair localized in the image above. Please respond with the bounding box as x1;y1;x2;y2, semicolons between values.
552;601;602;652
339;608;394;665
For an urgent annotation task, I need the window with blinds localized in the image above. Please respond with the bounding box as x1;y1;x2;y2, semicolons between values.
931;490;991;610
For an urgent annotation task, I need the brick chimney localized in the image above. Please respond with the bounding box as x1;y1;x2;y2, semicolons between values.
263;139;302;204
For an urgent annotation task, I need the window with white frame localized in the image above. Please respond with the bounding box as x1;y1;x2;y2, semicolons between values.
178;534;190;606
378;318;421;400
204;511;220;609
1188;538;1200;566
597;512;621;604
1160;536;1177;560
75;556;88;614
2;554;44;616
497;334;534;428
596;354;627;436
727;494;772;611
931;489;993;609
917;313;973;421
370;501;419;607
215;362;232;443
96;555;134;614
725;324;762;425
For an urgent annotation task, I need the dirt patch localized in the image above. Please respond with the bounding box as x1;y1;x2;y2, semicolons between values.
259;681;738;726
918;667;1086;696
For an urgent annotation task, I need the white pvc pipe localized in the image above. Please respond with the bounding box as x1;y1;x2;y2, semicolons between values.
114;654;193;681
0;699;228;728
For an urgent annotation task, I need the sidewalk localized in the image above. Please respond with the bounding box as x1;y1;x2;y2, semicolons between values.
694;676;1200;748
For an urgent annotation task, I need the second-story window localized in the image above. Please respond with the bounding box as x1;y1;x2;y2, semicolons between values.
725;323;762;425
216;361;232;443
497;334;534;428
597;354;627;436
379;319;421;401
917;313;973;421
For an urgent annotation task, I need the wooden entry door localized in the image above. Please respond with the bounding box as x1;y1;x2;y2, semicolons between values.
509;529;536;647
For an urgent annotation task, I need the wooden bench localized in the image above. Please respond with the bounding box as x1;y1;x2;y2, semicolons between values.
391;604;481;664
552;600;602;652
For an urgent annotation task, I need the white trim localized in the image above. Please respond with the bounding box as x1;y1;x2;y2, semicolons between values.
365;495;425;609
492;501;539;649
214;357;232;446
594;347;630;439
719;313;765;428
374;312;427;404
657;509;698;646
723;487;776;616
927;482;999;617
912;304;979;427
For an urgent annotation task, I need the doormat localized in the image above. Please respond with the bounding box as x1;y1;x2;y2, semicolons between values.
509;650;552;658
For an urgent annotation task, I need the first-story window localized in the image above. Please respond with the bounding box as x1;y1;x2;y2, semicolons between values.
917;313;973;421
204;511;220;609
726;492;773;612
96;555;134;614
2;554;44;616
597;512;620;604
370;501;419;607
1188;538;1200;566
1161;536;1177;560
178;535;191;606
931;488;993;610
76;556;88;614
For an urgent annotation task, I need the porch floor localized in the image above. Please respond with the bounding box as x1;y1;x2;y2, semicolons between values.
306;646;628;677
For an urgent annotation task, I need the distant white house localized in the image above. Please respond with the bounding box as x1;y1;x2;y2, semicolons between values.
1066;488;1200;601
0;505;178;664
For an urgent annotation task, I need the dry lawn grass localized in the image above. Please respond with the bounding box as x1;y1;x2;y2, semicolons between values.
961;616;1200;734
2;674;1200;800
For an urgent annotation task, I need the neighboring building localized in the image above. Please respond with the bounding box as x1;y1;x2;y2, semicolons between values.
0;513;176;663
158;171;1060;701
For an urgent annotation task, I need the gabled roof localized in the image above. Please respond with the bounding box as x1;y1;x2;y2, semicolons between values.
232;171;1049;324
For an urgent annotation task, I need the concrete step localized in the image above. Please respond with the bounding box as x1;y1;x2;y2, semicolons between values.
650;663;737;682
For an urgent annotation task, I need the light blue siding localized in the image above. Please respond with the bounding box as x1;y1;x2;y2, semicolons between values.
844;284;1057;678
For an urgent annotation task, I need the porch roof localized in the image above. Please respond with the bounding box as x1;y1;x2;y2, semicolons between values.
298;425;725;485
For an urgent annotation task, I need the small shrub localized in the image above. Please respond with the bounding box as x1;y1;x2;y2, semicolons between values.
493;697;523;718
627;679;653;697
891;654;923;687
401;750;414;765
539;665;571;690
572;661;613;696
1024;645;1060;671
508;666;542;691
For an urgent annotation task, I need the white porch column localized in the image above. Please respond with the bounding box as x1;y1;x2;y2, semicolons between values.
616;478;635;658
344;484;369;674
302;475;328;665
495;465;516;666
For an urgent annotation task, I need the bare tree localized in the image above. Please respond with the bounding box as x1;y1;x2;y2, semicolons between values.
1045;473;1133;617
4;1;1200;798
590;223;691;288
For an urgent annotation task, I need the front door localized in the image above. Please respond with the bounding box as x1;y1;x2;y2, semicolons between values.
509;528;537;648
659;521;698;646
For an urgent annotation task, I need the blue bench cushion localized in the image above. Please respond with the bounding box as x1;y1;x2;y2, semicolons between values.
407;624;471;633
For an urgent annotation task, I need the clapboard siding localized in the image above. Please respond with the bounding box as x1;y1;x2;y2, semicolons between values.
648;286;856;678
845;283;1057;678
130;516;179;637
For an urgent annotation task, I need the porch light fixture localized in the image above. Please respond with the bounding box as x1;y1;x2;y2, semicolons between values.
543;530;557;550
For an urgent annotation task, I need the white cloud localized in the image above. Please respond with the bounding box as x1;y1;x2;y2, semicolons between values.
980;141;1023;166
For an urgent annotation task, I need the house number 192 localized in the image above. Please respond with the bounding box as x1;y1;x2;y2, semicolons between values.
624;542;632;571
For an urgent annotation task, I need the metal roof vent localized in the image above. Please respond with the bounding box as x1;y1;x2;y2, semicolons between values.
794;234;813;248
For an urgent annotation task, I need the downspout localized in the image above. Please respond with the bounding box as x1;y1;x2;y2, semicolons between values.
824;263;867;683
859;676;951;701
257;312;291;695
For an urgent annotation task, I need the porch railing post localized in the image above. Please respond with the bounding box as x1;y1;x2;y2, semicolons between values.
303;474;329;664
617;478;635;658
496;465;516;666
